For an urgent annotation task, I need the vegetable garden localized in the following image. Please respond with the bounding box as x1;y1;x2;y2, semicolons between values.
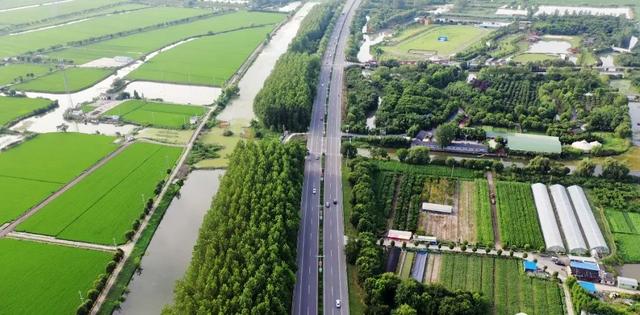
437;253;564;315
475;179;494;245
495;181;545;249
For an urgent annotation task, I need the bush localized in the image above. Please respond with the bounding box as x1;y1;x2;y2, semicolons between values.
106;261;117;274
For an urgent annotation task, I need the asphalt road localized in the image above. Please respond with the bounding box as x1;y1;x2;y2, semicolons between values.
292;0;360;314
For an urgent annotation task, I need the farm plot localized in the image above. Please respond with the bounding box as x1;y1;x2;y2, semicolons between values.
12;67;112;93
127;25;275;86
475;179;494;246
0;63;52;86
103;99;206;129
381;25;492;60
0;238;111;315
605;209;640;262
51;10;286;64
373;160;476;178
17;142;181;245
495;181;545;249
0;96;53;127
0;133;117;224
398;251;415;279
0;0;143;28
422;178;461;241
437;254;564;315
0;7;208;59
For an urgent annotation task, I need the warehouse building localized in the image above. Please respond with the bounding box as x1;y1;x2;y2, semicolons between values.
531;183;566;253
567;185;609;255
570;259;601;283
550;184;588;255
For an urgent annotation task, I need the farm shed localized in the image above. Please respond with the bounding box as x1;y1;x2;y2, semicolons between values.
531;183;565;253
578;281;597;294
617;276;638;290
387;229;413;241
567;185;609;255
549;184;588;255
421;202;453;214
523;260;537;272
414;235;437;244
570;260;601;283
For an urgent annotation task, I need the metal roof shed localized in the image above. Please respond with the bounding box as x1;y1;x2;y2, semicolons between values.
550;184;588;255
531;183;565;253
421;202;453;213
387;229;413;241
567;185;609;254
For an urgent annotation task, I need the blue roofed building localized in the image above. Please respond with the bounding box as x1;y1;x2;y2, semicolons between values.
570;260;601;283
578;281;597;294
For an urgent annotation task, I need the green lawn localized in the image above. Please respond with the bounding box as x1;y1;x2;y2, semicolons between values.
0;96;53;127
12;67;113;93
0;63;52;86
127;25;274;86
103;99;207;129
51;11;286;64
0;7;208;59
18;142;182;245
0;133;117;224
0;239;111;315
382;25;491;60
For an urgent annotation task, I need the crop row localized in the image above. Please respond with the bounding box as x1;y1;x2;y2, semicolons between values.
475;179;494;246
375;172;398;219
373;160;476;179
496;181;545;249
492;79;538;107
392;174;424;231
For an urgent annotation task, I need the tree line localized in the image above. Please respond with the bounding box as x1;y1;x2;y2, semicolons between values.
254;2;339;131
164;141;305;314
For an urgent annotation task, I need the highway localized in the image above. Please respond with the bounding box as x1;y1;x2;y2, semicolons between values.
292;0;360;314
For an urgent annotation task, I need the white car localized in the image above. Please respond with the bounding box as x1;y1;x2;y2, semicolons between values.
312;188;317;194
335;299;341;308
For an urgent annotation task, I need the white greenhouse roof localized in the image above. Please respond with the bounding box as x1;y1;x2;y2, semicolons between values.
567;185;609;254
549;184;588;255
531;183;565;253
421;203;453;213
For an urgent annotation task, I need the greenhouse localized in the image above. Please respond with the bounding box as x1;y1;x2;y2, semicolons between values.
567;185;609;254
531;183;565;253
549;184;588;255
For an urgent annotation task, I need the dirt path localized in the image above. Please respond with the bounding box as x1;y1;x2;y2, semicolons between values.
7;231;117;252
0;141;133;238
485;171;501;248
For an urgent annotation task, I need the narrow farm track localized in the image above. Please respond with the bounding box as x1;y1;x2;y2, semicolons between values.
7;231;117;252
0;141;133;238
485;171;501;248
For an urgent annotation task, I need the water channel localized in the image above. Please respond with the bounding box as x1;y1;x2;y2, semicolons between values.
114;170;224;315
217;1;318;123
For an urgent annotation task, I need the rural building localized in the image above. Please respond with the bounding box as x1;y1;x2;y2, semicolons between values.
387;229;413;241
602;272;615;286
617;277;638;290
567;186;609;255
549;184;588;255
421;202;453;214
523;260;538;273
570;260;601;283
531;183;565;253
506;133;561;154
413;235;437;244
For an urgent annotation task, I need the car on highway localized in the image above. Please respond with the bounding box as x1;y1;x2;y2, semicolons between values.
313;188;317;194
333;199;337;205
336;299;341;308
325;202;330;208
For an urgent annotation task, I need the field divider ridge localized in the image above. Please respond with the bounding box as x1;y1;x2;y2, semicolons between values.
6;231;117;253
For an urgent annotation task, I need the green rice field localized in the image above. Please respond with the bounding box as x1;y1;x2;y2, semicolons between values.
126;25;275;86
0;238;111;315
0;96;53;127
12;67;112;93
0;63;52;86
437;254;564;315
0;0;145;28
0;133;117;224
18;142;182;245
103;99;207;129
0;7;208;59
381;25;491;60
50;10;285;64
